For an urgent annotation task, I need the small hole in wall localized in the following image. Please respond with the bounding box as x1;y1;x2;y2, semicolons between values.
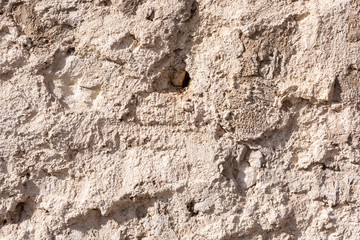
186;200;198;217
146;9;155;21
280;100;293;112
67;47;75;55
321;163;326;170
182;71;191;89
2;220;7;225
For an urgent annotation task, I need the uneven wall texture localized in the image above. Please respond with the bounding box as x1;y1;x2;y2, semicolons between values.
1;0;360;239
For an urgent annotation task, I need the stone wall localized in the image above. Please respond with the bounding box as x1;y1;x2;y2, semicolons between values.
0;0;360;239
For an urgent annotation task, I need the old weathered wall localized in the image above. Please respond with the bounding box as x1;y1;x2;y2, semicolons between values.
1;0;360;239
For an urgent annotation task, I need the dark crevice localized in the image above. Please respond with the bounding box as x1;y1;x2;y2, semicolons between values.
281;100;293;112
146;9;155;21
347;134;353;145
331;77;342;102
10;1;25;12
318;162;340;172
190;1;199;18
321;163;326;170
67;47;75;55
186;200;198;217
347;64;358;72
182;71;191;89
10;202;25;223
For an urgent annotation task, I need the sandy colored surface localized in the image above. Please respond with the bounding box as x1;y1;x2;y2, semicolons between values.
1;0;360;239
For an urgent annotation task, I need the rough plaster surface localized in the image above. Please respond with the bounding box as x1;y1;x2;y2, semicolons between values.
0;0;360;239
